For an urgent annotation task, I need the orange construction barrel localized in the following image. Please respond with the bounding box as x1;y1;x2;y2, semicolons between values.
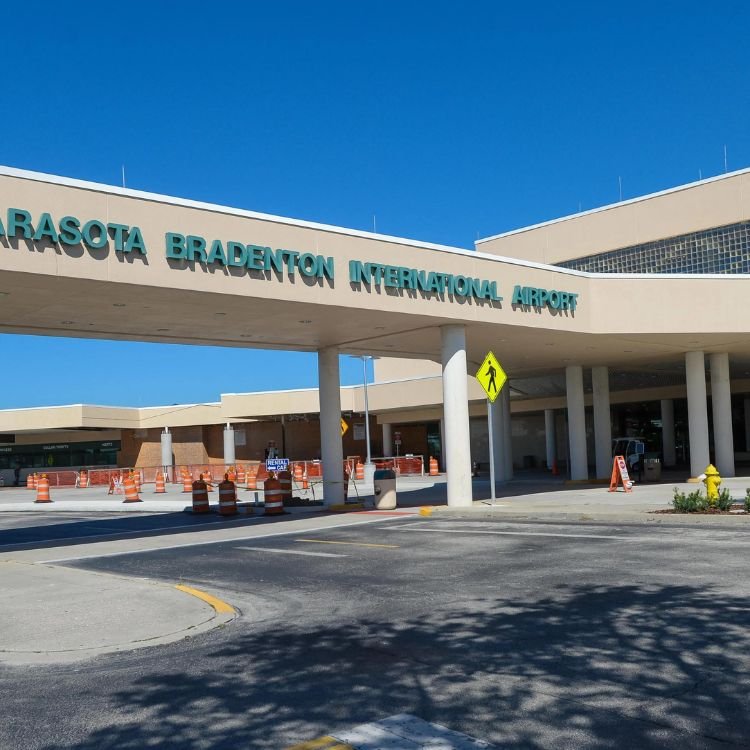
191;476;210;513
263;476;285;515
218;475;238;516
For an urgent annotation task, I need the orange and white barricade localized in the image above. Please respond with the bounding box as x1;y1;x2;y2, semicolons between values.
108;472;124;495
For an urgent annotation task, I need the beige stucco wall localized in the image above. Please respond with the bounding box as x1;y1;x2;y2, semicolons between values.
477;169;750;264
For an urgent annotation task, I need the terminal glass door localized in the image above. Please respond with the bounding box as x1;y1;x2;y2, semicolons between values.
426;423;442;470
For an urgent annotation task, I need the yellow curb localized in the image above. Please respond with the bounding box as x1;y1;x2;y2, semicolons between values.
175;584;235;614
327;503;363;512
285;737;353;750
419;506;434;516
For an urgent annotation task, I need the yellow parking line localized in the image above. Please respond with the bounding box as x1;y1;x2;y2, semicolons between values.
175;584;235;614
284;736;353;749
295;539;400;549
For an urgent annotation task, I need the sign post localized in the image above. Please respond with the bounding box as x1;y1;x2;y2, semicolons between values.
475;351;508;502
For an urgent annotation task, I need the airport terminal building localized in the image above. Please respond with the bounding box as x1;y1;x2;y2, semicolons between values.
3;165;750;502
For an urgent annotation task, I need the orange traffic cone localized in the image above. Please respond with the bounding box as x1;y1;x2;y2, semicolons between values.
355;461;365;481
35;475;52;503
155;471;166;494
123;474;142;503
182;474;193;493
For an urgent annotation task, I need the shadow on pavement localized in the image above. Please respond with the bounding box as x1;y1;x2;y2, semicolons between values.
32;582;750;749
0;511;307;553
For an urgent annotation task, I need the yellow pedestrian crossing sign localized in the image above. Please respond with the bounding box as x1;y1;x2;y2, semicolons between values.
476;351;507;403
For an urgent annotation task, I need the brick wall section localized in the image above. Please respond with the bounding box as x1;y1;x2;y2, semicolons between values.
119;416;387;467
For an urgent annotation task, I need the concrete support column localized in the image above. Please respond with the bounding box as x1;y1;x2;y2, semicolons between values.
439;416;446;471
544;409;556;470
318;347;345;505
686;351;710;478
160;428;173;480
592;366;612;479
502;384;513;479
661;399;676;467
441;325;473;506
744;398;750;452
382;423;392;457
223;423;236;467
566;365;588;480
710;352;735;477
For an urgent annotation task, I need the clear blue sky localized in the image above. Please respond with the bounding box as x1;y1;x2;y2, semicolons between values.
2;1;749;407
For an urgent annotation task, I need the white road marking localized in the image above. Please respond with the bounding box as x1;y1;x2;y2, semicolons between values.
391;524;627;540
332;712;494;748
234;546;347;558
36;516;404;563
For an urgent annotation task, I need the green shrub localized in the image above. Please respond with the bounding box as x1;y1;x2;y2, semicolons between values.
715;488;734;512
745;489;750;513
672;487;710;512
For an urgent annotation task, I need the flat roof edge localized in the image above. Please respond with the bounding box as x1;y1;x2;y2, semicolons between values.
0;164;473;256
476;167;750;244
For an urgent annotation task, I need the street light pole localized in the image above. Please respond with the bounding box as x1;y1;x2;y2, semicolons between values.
362;356;372;466
351;354;377;483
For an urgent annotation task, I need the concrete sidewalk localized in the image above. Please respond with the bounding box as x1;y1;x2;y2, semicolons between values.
3;473;749;523
0;560;236;665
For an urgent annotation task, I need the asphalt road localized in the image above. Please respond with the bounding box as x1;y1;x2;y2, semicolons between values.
2;514;749;749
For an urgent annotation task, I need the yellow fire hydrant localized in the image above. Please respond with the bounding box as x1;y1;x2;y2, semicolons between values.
702;464;722;504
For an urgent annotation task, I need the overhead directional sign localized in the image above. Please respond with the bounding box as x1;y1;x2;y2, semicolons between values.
475;351;507;403
341;418;349;437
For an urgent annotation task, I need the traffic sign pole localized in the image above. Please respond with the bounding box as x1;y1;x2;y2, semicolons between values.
487;398;496;501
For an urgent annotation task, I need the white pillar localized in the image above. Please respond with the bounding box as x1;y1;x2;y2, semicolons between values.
502;384;513;479
223;423;236;467
744;398;750;452
592;366;612;479
686;351;710;478
710;352;735;477
160;428;173;480
661;399;676;467
439;416;446;470
318;347;345;505
490;394;506;482
441;325;473;506
544;409;556;470
566;365;588;480
382;423;392;457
